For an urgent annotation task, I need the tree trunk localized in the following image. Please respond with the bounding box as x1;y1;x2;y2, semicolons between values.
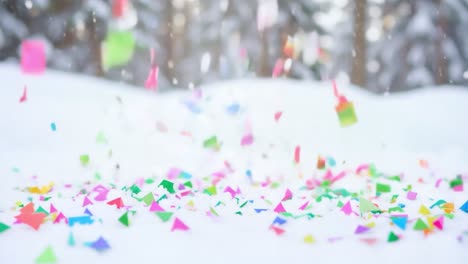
351;0;367;88
258;29;270;76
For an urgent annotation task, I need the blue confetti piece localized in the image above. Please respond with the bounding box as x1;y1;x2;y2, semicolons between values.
50;122;56;131
272;216;287;225
246;170;252;177
84;208;93;216
226;103;240;115
68;215;94;226
327;157;336;167
254;209;268;213
183;100;202;114
180;171;192;179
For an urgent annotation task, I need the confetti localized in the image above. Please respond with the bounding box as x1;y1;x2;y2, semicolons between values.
68;215;93;226
144;48;159;90
21;40;46;74
50;122;56;131
35;246;57;264
171;218;189;232
101;30;135;70
118;212;130;227
88;236;111;252
19;86;28;103
0;222;10;233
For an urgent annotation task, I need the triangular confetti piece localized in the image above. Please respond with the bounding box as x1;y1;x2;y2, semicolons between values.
460;200;468;213
118;212;130;227
0;222;10;233
68;232;76;246
49;204;57;213
387;231;399;242
341;200;353;215
156;211;173;222
149;201;165;212
418;205;431;215
240;133;254;146
274;202;286;213
84;208;93;216
359;198;379;213
107;197;124;209
433;216;444;230
89;236;110;252
298;201;309;210
35;246;57;264
82;196;93;207
413;218;429;231
281;188;293;201
171;218;189;232
270;225;285;235
391;216;407;230
354;225;370;234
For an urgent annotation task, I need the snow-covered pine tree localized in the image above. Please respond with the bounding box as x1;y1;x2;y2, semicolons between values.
371;0;468;92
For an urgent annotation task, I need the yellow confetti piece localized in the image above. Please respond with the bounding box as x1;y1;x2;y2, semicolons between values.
304;234;315;244
27;182;54;194
426;216;437;230
365;222;376;228
418;205;431;216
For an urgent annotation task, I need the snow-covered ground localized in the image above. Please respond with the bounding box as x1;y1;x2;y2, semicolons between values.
0;63;467;264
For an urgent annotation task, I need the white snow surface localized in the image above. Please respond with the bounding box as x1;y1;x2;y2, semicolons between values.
0;63;467;263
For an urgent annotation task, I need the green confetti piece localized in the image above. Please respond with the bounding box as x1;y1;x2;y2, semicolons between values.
35;246;57;264
101;30;135;70
359;198;379;213
183;181;193;188
130;184;141;195
94;172;102;181
413;218;428;230
450;176;463;188
145;178;155;184
204;185;217;196
0;222;10;233
155;211;173;222
336;101;358;127
430;199;447;209
68;232;75;247
235;211;242;216
376;183;391;193
79;154;90;166
141;192;154;206
96;131;108;144
209;207;219;216
36;206;49;215
118;212;130;227
387;231;399;242
158;180;175;194
240;201;248;208
388;206;404;213
203;136;219;150
156;194;168;203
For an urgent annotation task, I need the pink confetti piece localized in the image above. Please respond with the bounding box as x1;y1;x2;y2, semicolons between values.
274;202;286;213
270;225;285;235
171;217;189;232
21;40;46;74
356;164;369;174
224;186;237;199
453;184;464;192
19;86;27;103
167;168;181;180
53;212;68;224
298;201;309;210
272;58;284;78
149;201;165;212
281;189;293;201
341;200;353;215
435;178;443;188
241;133;254;146
107;197;124;209
433;216;444;230
144;48;159;90
93;185;109;201
82;196;93;207
406;191;417;200
294;146;301;164
49;204;57;213
274;111;282;122
354;225;370;234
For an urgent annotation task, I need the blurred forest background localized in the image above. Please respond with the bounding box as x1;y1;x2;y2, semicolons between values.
0;0;467;93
